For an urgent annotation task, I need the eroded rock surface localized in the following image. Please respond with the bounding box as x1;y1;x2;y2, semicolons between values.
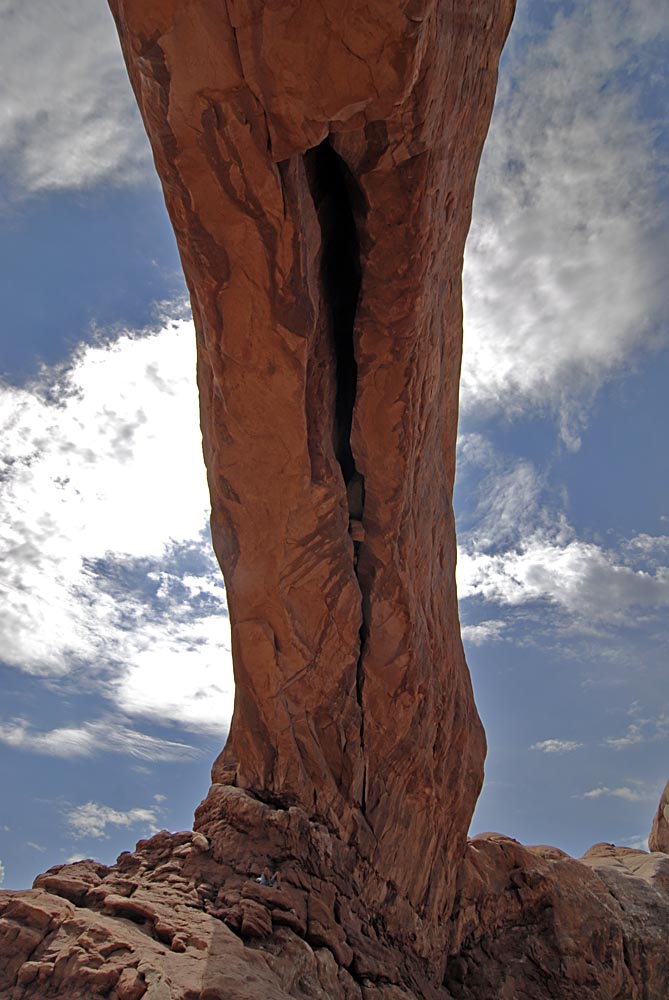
4;1;669;997
649;777;669;853
105;0;514;931
2;801;669;999
448;836;669;999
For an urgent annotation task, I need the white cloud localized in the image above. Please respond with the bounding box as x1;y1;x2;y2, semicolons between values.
603;723;645;751
622;535;669;569
64;853;87;864
0;718;199;762
0;0;150;197
579;784;658;803
603;709;669;750
530;739;583;754
462;0;668;443
456;435;566;551
0;317;234;734
113;615;234;734
621;834;650;852
469;461;547;551
458;535;669;624
27;842;46;853
461;619;507;646
0;860;4;885
66;801;159;840
456;435;669;651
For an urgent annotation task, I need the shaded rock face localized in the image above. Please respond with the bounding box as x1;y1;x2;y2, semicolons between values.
105;0;514;931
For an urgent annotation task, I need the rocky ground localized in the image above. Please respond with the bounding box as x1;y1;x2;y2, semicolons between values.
2;784;669;999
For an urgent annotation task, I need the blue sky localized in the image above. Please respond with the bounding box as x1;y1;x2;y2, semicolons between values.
0;0;667;891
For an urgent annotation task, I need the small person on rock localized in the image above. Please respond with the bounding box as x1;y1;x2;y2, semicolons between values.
255;871;279;888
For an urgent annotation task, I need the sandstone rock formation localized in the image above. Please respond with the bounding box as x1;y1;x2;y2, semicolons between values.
103;0;514;937
3;1;669;998
649;777;669;853
3;817;669;999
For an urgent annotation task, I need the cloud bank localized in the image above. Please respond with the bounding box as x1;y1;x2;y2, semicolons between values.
457;434;669;635
0;317;233;735
0;0;151;198
66;801;159;840
0;718;199;762
462;0;668;444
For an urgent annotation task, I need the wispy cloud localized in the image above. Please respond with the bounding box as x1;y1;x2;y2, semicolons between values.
462;0;668;444
461;619;507;646
0;718;199;762
603;706;669;750
456;434;565;549
0;1;150;199
458;536;669;623
64;853;87;864
603;724;646;751
530;739;583;754
66;801;159;840
0;860;4;886
457;433;669;630
0;317;233;734
622;535;669;569
578;783;659;803
620;834;650;852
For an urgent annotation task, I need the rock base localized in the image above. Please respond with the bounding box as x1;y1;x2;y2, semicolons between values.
2;787;669;999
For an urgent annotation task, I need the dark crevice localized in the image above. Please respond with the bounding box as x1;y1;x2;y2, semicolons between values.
305;137;368;815
306;139;362;484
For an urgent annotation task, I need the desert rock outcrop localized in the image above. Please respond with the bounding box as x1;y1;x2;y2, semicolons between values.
3;816;669;999
104;0;514;934
3;2;669;998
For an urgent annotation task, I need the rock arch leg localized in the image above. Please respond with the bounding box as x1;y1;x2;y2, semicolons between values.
107;0;515;930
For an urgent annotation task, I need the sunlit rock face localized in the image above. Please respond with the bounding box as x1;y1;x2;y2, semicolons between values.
105;0;514;934
2;823;669;1000
650;778;669;853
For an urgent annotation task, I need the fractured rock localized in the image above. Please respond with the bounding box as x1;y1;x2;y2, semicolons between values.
5;1;669;998
106;0;515;935
3;816;669;999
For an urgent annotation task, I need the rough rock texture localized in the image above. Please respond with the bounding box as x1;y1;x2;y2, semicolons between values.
4;2;669;997
104;0;515;936
2;810;669;999
649;777;669;853
448;836;669;999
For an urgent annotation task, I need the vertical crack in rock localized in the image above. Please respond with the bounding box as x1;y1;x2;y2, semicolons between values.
107;0;517;958
305;137;368;812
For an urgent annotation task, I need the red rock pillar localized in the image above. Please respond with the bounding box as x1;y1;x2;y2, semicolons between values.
108;0;514;919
